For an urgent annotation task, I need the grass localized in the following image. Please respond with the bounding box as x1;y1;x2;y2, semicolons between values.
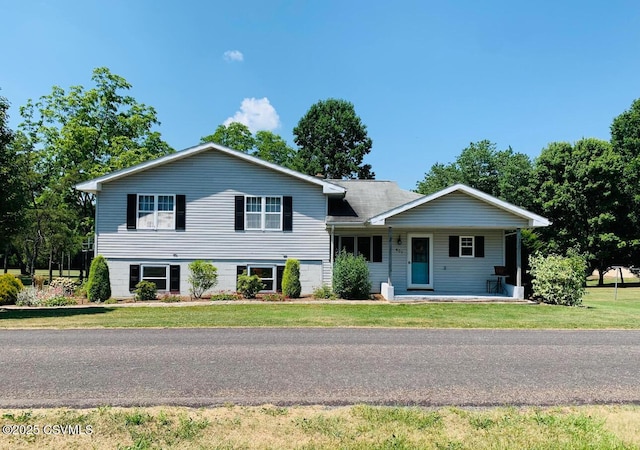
0;287;638;329
0;404;637;449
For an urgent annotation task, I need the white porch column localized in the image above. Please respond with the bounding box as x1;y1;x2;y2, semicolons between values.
516;228;522;287
330;225;335;264
382;226;395;300
387;226;393;285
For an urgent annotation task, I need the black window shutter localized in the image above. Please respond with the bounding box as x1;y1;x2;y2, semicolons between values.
169;265;180;292
276;265;285;292
449;236;460;257
236;265;247;291
176;195;186;230
283;196;293;231
235;196;245;230
373;236;383;262
129;265;140;291
475;236;485;258
127;194;137;229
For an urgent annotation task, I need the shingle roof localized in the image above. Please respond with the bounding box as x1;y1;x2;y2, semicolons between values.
326;180;423;224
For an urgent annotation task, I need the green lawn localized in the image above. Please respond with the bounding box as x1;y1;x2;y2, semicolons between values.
1;287;638;329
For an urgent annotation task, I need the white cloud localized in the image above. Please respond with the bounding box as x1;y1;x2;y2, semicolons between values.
224;97;281;132
223;50;244;62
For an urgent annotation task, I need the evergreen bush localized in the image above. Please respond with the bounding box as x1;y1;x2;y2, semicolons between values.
0;274;24;305
134;280;158;301
237;271;264;299
529;252;587;306
281;259;301;298
332;250;371;299
188;260;218;298
87;255;111;302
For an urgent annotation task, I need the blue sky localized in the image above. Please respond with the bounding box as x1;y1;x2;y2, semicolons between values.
2;0;640;189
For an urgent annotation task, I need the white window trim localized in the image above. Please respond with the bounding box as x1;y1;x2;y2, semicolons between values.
247;265;277;292
460;236;475;258
245;195;283;231
137;194;176;230
141;264;169;291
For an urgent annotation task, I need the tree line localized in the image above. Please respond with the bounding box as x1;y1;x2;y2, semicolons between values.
0;68;373;279
415;101;640;284
1;66;640;284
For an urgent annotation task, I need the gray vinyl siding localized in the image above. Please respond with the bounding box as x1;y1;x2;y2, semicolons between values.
96;150;329;260
95;150;330;296
332;229;389;294
386;192;530;228
387;229;504;295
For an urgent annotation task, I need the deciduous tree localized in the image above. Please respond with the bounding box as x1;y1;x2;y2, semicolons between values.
0;93;27;272
16;67;173;278
416;140;534;208
201;123;296;167
533;138;629;284
293;98;374;179
611;98;640;261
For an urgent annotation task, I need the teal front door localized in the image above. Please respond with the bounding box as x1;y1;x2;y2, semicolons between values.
408;234;433;289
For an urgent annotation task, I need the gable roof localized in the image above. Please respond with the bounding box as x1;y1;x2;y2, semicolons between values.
368;184;550;227
74;142;346;195
326;180;423;224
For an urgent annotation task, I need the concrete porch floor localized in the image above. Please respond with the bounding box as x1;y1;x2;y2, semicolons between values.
390;292;530;303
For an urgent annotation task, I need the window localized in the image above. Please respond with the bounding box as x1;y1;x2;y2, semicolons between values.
334;236;383;262
357;237;371;261
460;236;474;257
449;236;485;258
137;194;175;230
142;265;168;290
248;266;275;291
245;196;282;230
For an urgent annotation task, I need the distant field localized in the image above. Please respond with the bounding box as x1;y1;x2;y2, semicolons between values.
6;269;81;275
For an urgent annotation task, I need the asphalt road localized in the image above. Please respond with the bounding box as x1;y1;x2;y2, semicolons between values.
0;329;638;408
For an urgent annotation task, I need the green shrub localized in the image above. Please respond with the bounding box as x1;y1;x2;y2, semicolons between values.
160;294;182;303
87;255;111;302
49;277;77;296
16;287;39;306
333;250;371;299
210;291;242;301
529;252;587;306
43;296;78;307
313;285;336;300
104;298;118;304
262;293;286;302
237;271;264;299
134;280;157;301
188;260;218;298
281;259;302;298
0;274;24;305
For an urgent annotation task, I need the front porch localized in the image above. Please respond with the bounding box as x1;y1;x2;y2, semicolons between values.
389;291;529;303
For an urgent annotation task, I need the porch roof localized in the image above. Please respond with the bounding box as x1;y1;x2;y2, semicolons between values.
369;184;551;228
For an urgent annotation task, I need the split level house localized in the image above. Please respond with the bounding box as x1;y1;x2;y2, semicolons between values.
75;142;550;300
